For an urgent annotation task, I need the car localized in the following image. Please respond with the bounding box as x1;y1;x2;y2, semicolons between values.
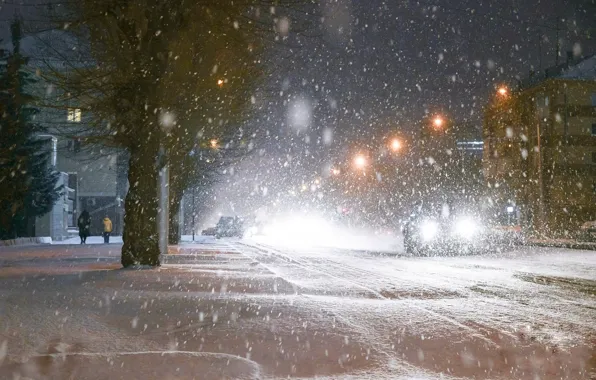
489;224;524;245
402;201;488;255
215;216;244;238
243;221;267;237
201;227;217;236
485;204;525;245
579;221;596;241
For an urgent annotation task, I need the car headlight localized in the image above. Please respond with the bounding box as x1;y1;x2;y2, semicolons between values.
454;217;479;239
420;220;439;241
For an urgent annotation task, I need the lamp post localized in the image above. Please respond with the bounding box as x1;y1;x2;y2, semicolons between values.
191;186;196;242
157;147;169;255
158;112;174;256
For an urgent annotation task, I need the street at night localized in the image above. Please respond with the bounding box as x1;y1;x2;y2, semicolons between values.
1;0;596;378
1;239;594;379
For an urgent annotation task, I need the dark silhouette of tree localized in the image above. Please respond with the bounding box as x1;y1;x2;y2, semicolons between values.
41;0;316;266
0;19;62;240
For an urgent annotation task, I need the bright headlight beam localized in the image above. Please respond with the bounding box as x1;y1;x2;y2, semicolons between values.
454;217;478;239
420;220;439;242
258;216;335;248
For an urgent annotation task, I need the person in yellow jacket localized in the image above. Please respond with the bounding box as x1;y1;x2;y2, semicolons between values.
103;216;113;244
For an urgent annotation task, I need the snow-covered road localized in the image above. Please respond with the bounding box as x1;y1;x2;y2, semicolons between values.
0;240;594;379
235;240;596;379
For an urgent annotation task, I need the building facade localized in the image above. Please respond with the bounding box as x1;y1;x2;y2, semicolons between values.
484;55;596;235
21;33;127;239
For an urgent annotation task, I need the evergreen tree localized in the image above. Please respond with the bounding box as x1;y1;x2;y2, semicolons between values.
0;19;61;239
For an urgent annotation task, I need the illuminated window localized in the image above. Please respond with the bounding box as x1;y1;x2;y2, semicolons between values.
67;108;81;122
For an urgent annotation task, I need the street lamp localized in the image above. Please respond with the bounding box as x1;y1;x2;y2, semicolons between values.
432;116;444;130
497;86;508;97
390;138;402;152
217;79;225;87
210;139;218;149
354;154;367;170
331;168;341;176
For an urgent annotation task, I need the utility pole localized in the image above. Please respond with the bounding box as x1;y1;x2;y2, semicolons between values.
555;17;560;66
536;120;545;233
157;142;169;256
158;161;169;255
538;32;542;70
191;187;196;242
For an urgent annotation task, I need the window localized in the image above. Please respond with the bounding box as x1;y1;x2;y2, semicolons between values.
592;123;596;136
67;108;81;122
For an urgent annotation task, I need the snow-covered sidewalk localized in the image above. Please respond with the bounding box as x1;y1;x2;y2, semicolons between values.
55;235;124;245
0;243;382;379
53;235;215;245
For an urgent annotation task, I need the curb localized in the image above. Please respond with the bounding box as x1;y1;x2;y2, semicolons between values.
526;241;596;251
1;237;53;247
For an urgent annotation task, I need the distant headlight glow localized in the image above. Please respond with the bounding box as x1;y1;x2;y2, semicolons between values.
258;216;335;248
420;220;439;242
454;216;480;239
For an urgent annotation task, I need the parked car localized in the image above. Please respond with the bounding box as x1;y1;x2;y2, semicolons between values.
487;205;525;246
579;221;596;241
215;216;244;238
201;227;217;236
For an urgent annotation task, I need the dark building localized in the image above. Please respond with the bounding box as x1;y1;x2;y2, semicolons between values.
484;54;596;235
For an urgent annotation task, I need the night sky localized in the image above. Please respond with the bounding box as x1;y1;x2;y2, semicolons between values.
2;0;593;129
264;0;595;132
1;0;594;219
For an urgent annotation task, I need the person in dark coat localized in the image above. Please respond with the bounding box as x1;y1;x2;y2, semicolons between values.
77;210;91;244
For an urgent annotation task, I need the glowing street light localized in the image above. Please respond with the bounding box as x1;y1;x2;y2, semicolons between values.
497;86;508;96
390;138;402;152
354;154;367;169
331;168;341;176
432;116;444;129
217;79;225;87
210;139;218;148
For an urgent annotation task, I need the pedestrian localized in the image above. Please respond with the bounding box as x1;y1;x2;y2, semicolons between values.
77;210;91;244
103;215;113;244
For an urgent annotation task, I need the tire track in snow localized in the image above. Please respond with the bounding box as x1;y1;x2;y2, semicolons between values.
233;241;500;350
229;242;461;378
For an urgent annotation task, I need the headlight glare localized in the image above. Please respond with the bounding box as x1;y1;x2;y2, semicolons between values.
420;220;439;241
454;217;479;239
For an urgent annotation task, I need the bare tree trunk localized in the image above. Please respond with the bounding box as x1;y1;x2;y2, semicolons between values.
121;149;160;267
